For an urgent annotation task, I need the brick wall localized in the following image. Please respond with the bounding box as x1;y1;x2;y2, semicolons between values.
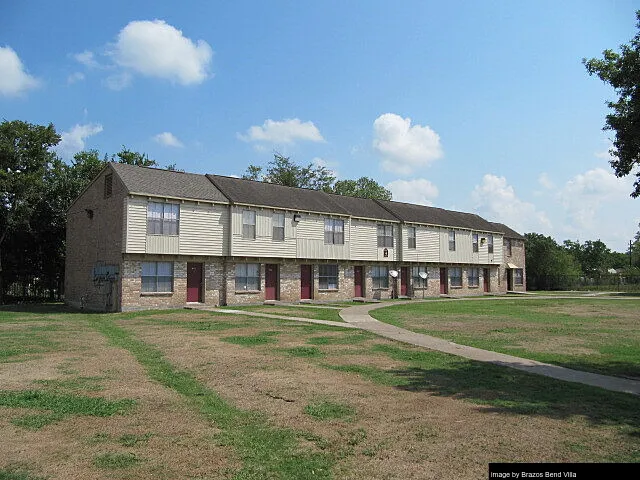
65;166;125;311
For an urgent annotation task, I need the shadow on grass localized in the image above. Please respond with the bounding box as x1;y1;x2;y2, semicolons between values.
369;344;640;433
0;303;80;315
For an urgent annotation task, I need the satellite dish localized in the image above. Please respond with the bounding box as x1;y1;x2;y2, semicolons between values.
389;270;398;278
418;272;428;279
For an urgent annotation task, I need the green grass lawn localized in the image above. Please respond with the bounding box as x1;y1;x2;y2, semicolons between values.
219;305;345;322
371;298;640;378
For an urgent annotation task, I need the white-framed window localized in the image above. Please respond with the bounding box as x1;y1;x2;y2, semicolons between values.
318;265;339;290
472;233;479;253
141;262;173;293
468;268;480;287
372;265;389;289
411;266;427;288
449;267;462;287
408;227;416;249
515;268;524;285
243;210;256;239
488;234;494;254
147;202;179;235
272;212;285;241
235;263;260;291
505;238;512;256
324;218;344;244
449;230;456;251
377;225;394;248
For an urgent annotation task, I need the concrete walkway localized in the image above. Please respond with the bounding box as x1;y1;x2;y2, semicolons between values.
339;301;640;396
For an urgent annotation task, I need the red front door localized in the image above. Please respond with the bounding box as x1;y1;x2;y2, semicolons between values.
483;268;490;292
300;265;312;299
440;268;448;294
265;264;279;300
354;266;363;297
187;263;202;302
400;267;409;296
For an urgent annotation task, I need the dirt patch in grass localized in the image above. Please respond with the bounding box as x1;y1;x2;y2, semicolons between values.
0;320;238;479
128;321;635;479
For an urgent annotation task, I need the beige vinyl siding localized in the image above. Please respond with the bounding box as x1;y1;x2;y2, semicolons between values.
147;235;179;254
179;203;228;256
489;234;503;264
402;225;439;262
230;206;297;258
296;213;350;260
440;229;474;263
350;220;378;261
125;197;147;253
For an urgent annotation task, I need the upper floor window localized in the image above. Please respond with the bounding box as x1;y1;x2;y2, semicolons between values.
449;267;462;287
243;210;256;239
505;238;512;256
147;202;179;235
372;265;389;289
448;230;456;251
488;234;494;254
408;227;416;249
324;218;344;245
104;174;113;198
318;264;339;290
377;224;394;248
272;212;285;241
141;261;173;293
468;268;480;287
472;233;479;253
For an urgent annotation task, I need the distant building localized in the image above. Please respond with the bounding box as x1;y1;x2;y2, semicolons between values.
65;163;526;311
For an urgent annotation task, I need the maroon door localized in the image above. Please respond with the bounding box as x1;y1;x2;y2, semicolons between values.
400;267;409;296
483;268;490;292
300;265;312;299
187;263;203;302
265;264;279;300
440;267;448;294
354;266;364;297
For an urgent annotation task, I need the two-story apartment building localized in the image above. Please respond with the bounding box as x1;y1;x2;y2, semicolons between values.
65;163;525;311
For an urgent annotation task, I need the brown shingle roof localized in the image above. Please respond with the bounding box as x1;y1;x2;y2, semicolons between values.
489;222;525;240
111;162;227;202
377;200;500;232
206;175;398;221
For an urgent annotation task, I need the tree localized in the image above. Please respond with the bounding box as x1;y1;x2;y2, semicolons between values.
243;153;393;200
333;177;392;200
583;10;640;197
0;120;61;303
525;233;581;290
113;146;157;167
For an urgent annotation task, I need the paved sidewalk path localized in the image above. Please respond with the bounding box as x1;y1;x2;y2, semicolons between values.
339;301;640;396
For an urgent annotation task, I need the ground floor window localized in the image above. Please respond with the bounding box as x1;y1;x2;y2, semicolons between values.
411;266;427;288
318;264;339;290
372;265;389;289
236;263;260;291
141;262;173;293
514;268;524;285
449;267;462;287
468;268;480;287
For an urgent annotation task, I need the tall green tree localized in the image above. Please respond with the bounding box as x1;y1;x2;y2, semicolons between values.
583;10;640;197
525;233;581;290
0;120;61;303
333;177;392;200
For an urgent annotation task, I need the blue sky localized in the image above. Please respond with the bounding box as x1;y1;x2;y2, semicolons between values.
2;1;639;252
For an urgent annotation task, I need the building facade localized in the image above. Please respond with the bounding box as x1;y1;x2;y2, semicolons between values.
65;163;526;311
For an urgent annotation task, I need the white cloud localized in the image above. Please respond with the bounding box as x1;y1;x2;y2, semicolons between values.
56;123;103;159
73;50;101;68
104;72;132;91
238;118;325;144
0;46;40;96
373;113;443;175
386;179;439;206
67;72;85;84
538;172;555;190
558;168;632;233
111;20;212;85
153;131;184;148
312;157;338;177
472;174;551;233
